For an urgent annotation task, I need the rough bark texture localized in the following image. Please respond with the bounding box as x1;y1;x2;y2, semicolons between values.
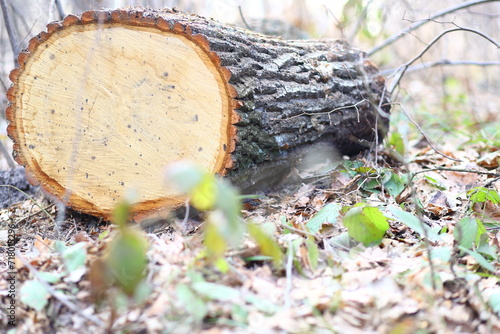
6;8;390;220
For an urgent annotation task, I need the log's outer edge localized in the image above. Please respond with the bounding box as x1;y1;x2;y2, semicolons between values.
5;7;240;219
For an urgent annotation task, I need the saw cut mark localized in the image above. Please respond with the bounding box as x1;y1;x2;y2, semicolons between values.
13;24;231;215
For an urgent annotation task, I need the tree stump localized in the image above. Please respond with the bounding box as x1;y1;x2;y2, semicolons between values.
6;8;390;220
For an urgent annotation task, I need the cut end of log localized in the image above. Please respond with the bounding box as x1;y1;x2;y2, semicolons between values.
7;9;237;219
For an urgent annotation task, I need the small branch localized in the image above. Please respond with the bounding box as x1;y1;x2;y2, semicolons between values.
284;239;293;309
0;185;56;223
0;140;16;169
368;0;499;55
54;0;65;20
380;59;500;77
238;6;252;31
411;167;500;180
0;0;19;63
398;103;462;162
389;26;500;93
17;252;106;328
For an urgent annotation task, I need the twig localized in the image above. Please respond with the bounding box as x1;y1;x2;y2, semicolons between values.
0;185;56;223
17;252;106;327
54;0;65;20
368;0;499;55
17;204;55;224
412;167;500;179
389;26;500;93
397;103;462;162
284;239;293;309
238;5;252;31
380;60;500;77
0;0;19;63
277;221;319;239
0;140;16;169
484;176;500;187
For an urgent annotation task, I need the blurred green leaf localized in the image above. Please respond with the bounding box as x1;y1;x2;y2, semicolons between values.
192;281;240;302
454;217;485;250
388;131;405;156
165;162;205;193
306;203;341;233
388;207;440;242
203;212;228;259
20;280;50;311
488;290;500;315
191;173;217;211
248;222;282;265
383;171;405;196
62;242;87;282
106;229;148;296
176;284;207;322
38;272;61;284
343;206;388;246
458;246;495;272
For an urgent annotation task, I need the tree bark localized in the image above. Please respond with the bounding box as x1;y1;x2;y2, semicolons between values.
6;8;390;220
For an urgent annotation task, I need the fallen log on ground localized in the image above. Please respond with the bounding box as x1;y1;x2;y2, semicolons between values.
6;8;390;221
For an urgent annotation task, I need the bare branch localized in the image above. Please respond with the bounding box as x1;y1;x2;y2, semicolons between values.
397;103;462;162
389;26;500;93
55;0;65;20
368;0;500;56
380;59;500;77
0;0;19;63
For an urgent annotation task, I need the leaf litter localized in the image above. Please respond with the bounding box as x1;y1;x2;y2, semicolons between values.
1;139;500;333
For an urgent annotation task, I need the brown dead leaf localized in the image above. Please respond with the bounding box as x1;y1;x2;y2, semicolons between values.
472;201;500;222
33;235;55;257
477;151;500;170
426;191;454;216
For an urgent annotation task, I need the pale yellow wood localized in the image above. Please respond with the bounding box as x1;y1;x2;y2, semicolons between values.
14;24;231;212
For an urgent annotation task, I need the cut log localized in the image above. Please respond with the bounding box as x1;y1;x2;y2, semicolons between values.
6;8;390;221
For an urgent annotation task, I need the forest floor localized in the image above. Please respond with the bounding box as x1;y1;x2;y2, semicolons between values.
1;105;500;333
1;2;500;333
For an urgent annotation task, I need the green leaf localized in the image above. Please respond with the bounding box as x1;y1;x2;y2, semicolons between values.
62;242;87;282
388;207;440;242
477;234;498;260
354;166;377;174
165;162;204;193
113;201;132;228
383;171;405;196
106;229;148;296
62;242;87;272
430;246;452;263
191;174;217;211
192;282;240;302
20;280;50;311
204;211;228;259
38;272;61;284
247;222;283;265
454;217;484;249
388;131;405;156
176;284;207;321
306;203;341;233
342;206;389;246
468;187;500;204
458;246;495;272
488;290;500;315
